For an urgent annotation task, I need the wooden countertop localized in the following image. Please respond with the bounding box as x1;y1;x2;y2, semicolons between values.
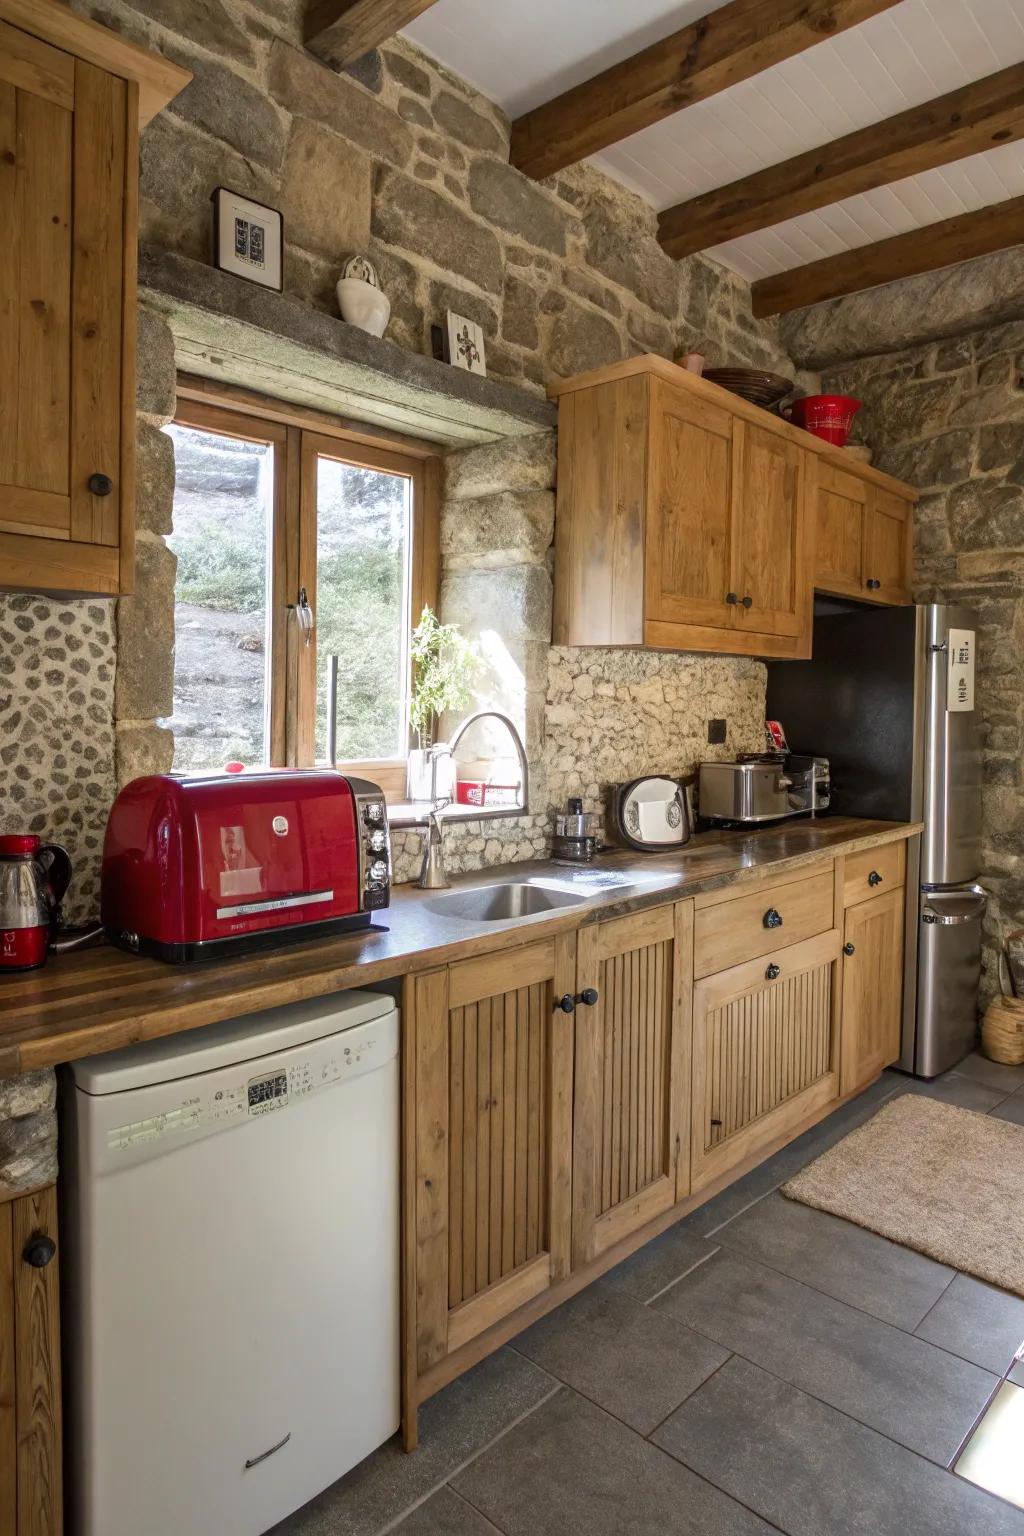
0;817;919;1076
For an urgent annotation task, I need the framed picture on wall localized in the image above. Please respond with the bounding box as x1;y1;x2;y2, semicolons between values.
445;311;487;375
211;187;283;291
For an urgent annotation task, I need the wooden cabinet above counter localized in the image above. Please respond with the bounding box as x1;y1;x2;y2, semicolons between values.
0;0;190;597
548;357;918;658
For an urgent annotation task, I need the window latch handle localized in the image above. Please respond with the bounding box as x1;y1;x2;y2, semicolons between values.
293;585;314;647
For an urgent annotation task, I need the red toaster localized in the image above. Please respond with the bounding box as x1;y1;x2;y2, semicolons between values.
101;770;391;963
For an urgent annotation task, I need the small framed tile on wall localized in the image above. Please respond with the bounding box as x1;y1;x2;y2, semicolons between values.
211;187;283;291
446;312;487;375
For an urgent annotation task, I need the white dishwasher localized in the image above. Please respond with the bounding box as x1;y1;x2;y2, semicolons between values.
61;989;400;1536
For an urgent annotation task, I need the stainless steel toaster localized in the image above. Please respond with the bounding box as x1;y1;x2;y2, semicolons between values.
698;754;830;825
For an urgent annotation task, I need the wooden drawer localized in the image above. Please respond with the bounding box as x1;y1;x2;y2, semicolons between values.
694;868;834;979
843;842;905;907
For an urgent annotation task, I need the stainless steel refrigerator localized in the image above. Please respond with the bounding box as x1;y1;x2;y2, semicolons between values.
765;603;984;1077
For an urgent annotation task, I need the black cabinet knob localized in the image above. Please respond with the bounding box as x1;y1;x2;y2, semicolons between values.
765;963;781;980
88;473;114;496
868;870;883;887
843;942;856;956
555;993;576;1015
23;1234;56;1269
726;592;739;605
576;987;599;1007
866;578;881;590
763;908;783;929
742;595;753;609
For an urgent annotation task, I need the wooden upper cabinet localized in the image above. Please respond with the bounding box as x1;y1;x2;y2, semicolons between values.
815;459;914;606
0;2;189;596
551;358;817;660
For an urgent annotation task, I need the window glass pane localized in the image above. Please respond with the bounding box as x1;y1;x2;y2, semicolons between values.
164;423;273;773
315;456;413;764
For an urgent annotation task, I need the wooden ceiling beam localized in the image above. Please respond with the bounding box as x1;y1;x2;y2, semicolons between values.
659;62;1024;258
750;194;1024;316
509;0;903;183
304;0;439;68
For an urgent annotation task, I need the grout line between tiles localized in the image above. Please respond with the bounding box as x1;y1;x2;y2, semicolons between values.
644;1351;736;1443
374;1379;562;1536
443;1483;508;1535
640;1241;721;1304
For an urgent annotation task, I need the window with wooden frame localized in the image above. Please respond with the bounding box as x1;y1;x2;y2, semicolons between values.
164;382;440;798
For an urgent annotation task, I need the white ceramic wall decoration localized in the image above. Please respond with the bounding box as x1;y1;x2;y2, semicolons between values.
336;255;391;338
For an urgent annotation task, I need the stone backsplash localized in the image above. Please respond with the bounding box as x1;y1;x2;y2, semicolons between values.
0;595;116;924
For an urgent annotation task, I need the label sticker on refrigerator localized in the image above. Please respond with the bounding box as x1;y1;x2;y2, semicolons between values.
947;628;975;712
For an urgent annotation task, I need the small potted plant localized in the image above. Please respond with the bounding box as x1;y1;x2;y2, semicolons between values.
408;608;480;801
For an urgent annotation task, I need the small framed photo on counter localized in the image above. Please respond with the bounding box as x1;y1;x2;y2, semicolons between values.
211;187;283;291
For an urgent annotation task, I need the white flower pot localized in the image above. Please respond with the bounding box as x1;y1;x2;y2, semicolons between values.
336;277;391;338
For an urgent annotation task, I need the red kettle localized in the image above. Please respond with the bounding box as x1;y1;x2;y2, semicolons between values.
0;835;72;972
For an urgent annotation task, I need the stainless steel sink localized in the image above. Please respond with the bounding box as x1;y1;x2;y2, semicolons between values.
424;882;587;921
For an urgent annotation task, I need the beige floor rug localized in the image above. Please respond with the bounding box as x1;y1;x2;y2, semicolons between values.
783;1094;1024;1298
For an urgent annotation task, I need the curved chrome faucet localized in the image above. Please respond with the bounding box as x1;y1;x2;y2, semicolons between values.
418;710;530;890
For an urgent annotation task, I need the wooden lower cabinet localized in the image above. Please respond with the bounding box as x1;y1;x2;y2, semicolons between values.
410;936;577;1378
571;904;692;1268
690;929;842;1193
840;886;906;1095
0;1185;62;1536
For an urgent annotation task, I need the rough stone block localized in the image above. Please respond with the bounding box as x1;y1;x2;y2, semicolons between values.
584;206;680;319
442;489;554;569
0;1068;57;1195
116;721;175;786
442;562;553;644
167;47;287;170
468;160;570;255
949;481;1024;553
115;537;177;721
136;420;175;537
269;41;412;169
547;296;622;378
382;47;432;99
502;274;539;350
279;118;372;260
444;432;556;500
127;0;254;62
429;278;499;338
372;168;503;294
433;91;505;153
136;307;176;426
139;112;278;265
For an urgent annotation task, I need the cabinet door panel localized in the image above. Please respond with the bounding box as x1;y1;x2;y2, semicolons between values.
0;72;72;529
840;888;905;1094
572;904;692;1267
815;461;866;599
413;937;575;1372
732;421;808;637
646;381;735;631
863;488;912;605
692;929;840;1191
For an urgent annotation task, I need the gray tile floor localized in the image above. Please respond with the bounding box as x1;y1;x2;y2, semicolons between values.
273;1055;1024;1536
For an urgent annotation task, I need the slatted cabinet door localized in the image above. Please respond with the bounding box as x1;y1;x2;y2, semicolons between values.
690;929;841;1193
572;904;692;1267
412;935;576;1376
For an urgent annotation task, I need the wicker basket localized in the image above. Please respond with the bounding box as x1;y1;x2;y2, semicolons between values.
982;996;1024;1066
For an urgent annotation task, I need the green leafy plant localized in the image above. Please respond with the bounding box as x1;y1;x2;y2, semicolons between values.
409;607;480;748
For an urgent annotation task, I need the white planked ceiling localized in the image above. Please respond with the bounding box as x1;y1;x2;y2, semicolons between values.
404;0;1024;281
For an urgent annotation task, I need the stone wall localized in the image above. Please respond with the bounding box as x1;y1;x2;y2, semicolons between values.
72;0;805;391
804;310;1024;1006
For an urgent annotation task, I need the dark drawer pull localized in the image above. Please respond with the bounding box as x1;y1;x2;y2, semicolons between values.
866;578;881;591
868;870;883;887
763;908;783;929
555;993;576;1015
765;963;781;980
88;472;113;496
726;591;739;604
23;1234;56;1269
843;942;856;956
742;595;753;608
576;987;599;1007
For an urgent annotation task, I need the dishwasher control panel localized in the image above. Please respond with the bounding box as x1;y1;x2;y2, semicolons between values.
104;1014;394;1153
